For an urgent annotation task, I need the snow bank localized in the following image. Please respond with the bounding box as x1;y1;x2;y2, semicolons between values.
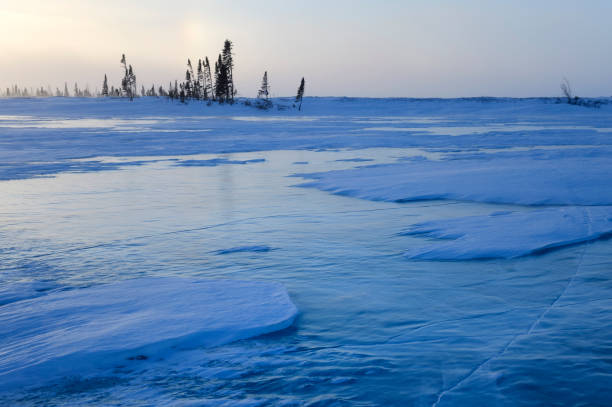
0;278;297;389
404;207;612;260
297;153;612;206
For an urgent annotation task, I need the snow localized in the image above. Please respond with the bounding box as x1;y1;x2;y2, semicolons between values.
297;150;612;206
0;278;297;389
403;207;612;260
2;97;612;404
296;147;612;259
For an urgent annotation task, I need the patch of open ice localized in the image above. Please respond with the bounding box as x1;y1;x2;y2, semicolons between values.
403;206;612;260
0;278;297;389
333;158;374;163
174;158;265;167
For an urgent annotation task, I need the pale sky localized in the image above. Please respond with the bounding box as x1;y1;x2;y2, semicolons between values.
1;0;611;97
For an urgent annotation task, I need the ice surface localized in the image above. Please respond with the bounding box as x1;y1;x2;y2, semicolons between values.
0;278;297;389
0;281;57;306
214;245;274;255
175;158;265;167
2;97;612;181
2;98;612;404
404;206;612;260
297;152;612;206
333;158;374;163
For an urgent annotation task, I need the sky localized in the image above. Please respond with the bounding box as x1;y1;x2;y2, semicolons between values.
1;0;611;98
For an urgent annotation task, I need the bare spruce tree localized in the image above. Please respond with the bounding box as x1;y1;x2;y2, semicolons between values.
561;77;577;105
295;77;305;110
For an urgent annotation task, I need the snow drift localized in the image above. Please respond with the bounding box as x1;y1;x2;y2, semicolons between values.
297;153;612;206
0;278;297;389
404;206;612;260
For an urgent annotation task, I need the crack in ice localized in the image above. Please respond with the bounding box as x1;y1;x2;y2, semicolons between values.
432;236;590;406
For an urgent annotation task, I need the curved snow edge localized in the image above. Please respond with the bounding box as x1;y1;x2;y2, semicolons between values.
0;277;298;390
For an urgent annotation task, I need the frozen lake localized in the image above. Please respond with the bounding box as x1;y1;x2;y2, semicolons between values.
1;98;611;406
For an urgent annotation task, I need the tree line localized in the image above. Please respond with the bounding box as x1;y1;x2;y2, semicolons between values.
2;39;306;110
4;83;93;98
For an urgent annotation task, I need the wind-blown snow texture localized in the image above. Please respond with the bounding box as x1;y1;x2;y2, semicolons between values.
298;150;612;206
0;278;297;388
403;207;612;260
2;97;612;405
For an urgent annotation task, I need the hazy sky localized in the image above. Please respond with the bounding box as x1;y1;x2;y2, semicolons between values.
1;0;611;97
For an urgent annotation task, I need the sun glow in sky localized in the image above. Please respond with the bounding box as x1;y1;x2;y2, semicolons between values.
1;0;612;97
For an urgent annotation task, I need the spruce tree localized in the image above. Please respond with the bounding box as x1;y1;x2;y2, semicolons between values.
120;54;129;98
257;71;270;100
179;83;186;103
196;59;204;100
203;57;213;100
221;39;235;102
64;82;70;97
215;54;228;102
186;59;195;99
119;54;136;100
185;69;192;100
128;65;136;100
102;74;109;96
295;77;305;111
